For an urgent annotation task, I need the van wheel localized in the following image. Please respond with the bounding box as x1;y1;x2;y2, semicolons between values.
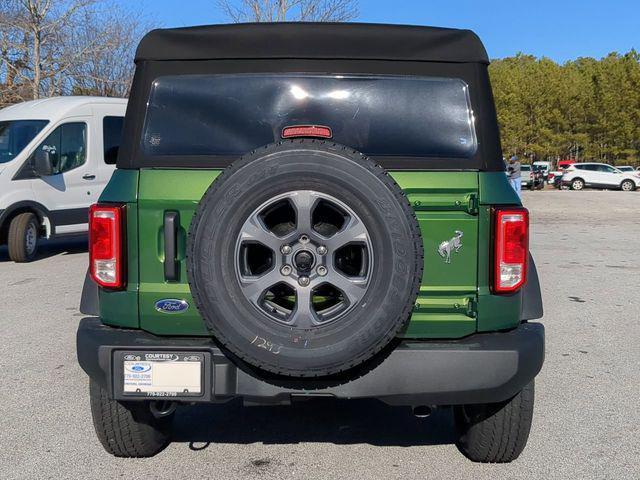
8;212;39;262
570;179;584;191
89;380;174;457
454;381;534;463
620;180;635;192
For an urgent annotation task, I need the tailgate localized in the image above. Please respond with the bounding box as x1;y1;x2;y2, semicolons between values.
136;169;479;338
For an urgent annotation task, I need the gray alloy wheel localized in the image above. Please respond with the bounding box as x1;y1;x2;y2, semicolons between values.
235;190;373;328
620;179;635;192
187;140;423;377
571;178;584;190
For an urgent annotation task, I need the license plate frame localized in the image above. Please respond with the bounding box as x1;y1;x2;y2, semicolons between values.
114;351;210;399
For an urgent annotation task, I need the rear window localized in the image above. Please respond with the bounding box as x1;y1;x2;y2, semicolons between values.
103;116;124;164
142;74;477;159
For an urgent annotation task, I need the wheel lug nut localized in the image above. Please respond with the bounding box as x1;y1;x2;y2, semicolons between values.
317;265;327;276
317;245;327;255
298;276;310;287
281;245;292;255
299;235;309;244
281;265;292;276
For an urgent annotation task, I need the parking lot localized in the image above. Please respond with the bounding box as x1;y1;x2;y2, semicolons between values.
1;190;638;480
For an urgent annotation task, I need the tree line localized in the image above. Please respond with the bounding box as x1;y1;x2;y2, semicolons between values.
1;1;638;166
490;52;640;166
0;0;150;104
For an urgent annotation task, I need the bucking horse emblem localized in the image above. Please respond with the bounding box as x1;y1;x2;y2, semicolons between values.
437;230;463;264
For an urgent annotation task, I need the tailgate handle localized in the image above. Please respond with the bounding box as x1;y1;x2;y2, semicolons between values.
164;211;179;281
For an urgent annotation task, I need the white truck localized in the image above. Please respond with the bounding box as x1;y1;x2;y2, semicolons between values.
0;96;127;262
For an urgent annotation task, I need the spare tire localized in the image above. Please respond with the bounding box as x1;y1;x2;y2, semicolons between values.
187;140;423;377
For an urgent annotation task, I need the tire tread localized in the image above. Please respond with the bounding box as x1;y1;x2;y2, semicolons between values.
89;380;172;457
455;381;534;463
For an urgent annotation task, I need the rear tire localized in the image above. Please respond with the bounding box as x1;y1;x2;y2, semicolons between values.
8;212;39;262
570;178;584;191
454;381;535;463
621;180;635;192
89;380;173;457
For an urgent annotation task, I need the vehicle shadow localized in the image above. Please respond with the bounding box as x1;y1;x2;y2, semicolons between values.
172;398;457;450
0;236;87;262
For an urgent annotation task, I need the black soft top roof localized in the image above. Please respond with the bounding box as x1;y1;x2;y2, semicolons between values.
135;22;489;64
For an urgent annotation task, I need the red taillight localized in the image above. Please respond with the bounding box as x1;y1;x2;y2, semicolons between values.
89;204;125;289
493;208;529;293
282;125;332;139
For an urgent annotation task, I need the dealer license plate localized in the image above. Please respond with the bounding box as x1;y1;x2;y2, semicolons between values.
121;352;204;397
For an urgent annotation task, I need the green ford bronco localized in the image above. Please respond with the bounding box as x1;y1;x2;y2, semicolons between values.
77;23;544;462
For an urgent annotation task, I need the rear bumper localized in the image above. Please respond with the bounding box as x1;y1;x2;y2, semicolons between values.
77;318;544;406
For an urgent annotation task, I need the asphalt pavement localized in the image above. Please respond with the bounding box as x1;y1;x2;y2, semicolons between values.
1;190;638;479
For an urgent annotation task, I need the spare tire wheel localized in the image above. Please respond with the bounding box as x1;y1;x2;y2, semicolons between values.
187;140;423;377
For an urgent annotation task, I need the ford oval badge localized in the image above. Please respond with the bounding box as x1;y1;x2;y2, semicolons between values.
126;363;151;373
155;299;189;314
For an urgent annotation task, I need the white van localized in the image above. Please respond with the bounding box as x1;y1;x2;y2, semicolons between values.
0;96;127;262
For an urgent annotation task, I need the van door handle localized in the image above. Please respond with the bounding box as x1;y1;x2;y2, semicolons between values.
164;211;179;281
82;174;96;180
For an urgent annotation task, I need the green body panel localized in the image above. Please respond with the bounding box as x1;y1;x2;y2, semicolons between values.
98;167;523;338
476;172;522;332
99;202;140;328
392;172;479;338
99;169;139;203
478;172;520;205
134;169;484;338
137;170;220;335
98;171;140;328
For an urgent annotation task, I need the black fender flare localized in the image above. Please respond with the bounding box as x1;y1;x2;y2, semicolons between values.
521;253;543;321
80;269;100;316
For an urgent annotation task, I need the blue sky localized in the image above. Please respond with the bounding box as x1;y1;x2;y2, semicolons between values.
124;0;638;62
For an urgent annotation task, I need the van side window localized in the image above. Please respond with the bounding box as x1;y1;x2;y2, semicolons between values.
32;122;87;174
103;116;124;164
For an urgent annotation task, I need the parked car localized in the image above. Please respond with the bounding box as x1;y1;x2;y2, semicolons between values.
616;166;635;173
547;170;563;185
557;159;576;170
562;162;639;191
77;23;544;463
0;96;126;261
